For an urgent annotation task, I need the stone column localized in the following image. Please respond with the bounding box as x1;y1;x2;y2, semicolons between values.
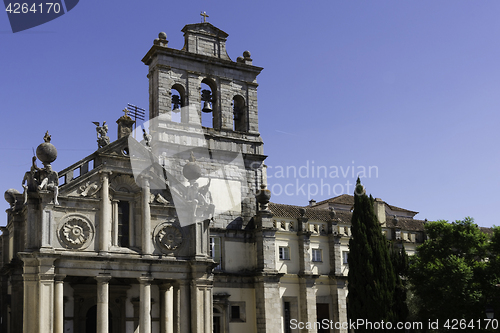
100;172;111;254
96;274;112;333
141;178;152;256
160;282;174;333
54;274;66;333
139;275;153;333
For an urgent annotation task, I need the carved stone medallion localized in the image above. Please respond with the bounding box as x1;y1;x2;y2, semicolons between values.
59;216;94;249
155;222;183;252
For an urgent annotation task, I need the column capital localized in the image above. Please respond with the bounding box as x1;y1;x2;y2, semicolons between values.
159;281;175;291
95;274;112;283
138;275;154;285
55;274;66;282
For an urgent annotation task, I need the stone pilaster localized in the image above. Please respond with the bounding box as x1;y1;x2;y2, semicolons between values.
99;171;111;254
255;209;277;272
255;275;282;333
141;178;152;256
38;257;56;333
178;280;190;333
39;192;54;249
328;228;343;277
298;277;318;333
138;275;153;333
330;278;348;333
96;274;112;333
21;257;39;333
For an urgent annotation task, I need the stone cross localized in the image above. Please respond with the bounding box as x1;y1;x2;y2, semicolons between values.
122;108;129;117
200;11;209;23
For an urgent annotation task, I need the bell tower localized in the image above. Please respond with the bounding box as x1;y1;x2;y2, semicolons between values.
141;21;265;228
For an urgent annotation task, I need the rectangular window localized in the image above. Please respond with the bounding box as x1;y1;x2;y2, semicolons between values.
312;248;322;262
118;201;130;247
229;302;246;322
279;246;290;260
284;301;291;333
342;251;349;264
231;306;240;320
210;237;222;270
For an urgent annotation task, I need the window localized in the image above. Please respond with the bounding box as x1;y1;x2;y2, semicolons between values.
284;301;292;333
342;251;349;264
279;246;290;260
117;201;130;247
210;237;222;270
312;248;322;262
232;95;246;132
229;302;246;322
231;306;240;320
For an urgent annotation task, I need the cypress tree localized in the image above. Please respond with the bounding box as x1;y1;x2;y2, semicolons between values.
347;178;396;331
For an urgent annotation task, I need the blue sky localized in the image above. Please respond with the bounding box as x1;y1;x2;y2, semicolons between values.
1;1;500;227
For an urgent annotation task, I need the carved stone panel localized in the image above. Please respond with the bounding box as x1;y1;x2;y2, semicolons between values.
154;221;183;253
58;215;95;250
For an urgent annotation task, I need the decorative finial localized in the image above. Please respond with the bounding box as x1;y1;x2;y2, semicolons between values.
43;131;51;143
299;208;306;217
189;151;196;162
158;32;167;40
123;108;129;117
200;11;209;23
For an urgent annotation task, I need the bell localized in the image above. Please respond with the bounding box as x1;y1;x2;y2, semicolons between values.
202;100;212;113
172;103;181;113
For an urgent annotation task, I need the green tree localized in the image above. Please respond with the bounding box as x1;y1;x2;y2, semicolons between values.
408;217;490;328
391;243;409;326
347;178;397;330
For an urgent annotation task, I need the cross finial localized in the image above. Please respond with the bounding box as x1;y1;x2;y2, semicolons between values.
200;11;209;23
122;108;129;117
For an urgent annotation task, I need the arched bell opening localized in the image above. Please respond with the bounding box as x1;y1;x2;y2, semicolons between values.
201;78;217;128
232;95;246;132
171;84;186;123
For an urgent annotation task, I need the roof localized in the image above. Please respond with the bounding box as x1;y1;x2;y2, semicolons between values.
269;202;427;231
268;202;352;223
312;194;418;214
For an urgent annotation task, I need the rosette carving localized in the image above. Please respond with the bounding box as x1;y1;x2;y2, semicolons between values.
59;217;94;249
155;223;183;252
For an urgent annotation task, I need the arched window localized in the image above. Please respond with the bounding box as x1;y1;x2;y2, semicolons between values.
201;79;217;128
171;84;185;123
232;95;246;132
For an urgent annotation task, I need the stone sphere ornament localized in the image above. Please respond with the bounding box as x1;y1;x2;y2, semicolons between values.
4;188;20;207
183;152;202;181
36;131;57;165
158;32;167;40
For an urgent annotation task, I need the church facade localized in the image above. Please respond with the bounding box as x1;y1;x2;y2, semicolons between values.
0;21;427;333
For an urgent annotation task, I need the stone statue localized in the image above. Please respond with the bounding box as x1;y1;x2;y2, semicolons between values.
185;178;215;218
22;155;41;203
142;128;152;148
37;164;59;205
93;121;110;148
